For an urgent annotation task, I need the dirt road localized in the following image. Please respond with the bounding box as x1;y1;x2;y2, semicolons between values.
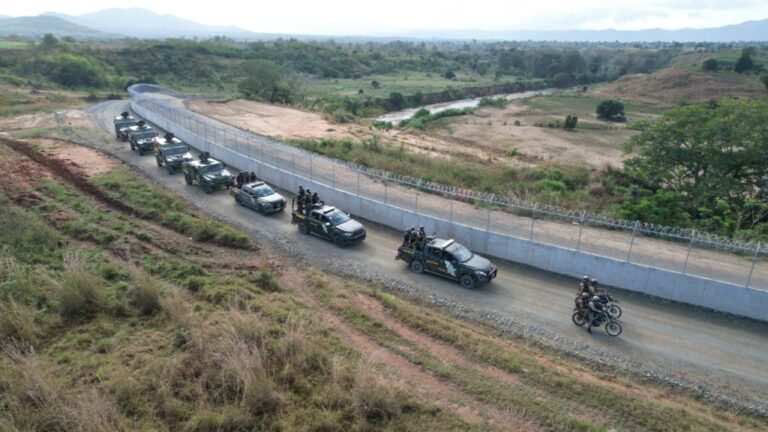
73;100;768;411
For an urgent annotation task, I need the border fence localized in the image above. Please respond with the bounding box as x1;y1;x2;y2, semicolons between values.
128;84;768;321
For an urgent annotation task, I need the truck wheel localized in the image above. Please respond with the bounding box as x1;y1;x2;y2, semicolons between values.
138;149;144;156
459;274;476;289
155;157;162;167
334;235;345;248
298;222;309;234
203;184;213;194
166;166;174;175
410;260;424;274
184;175;192;185
130;142;136;151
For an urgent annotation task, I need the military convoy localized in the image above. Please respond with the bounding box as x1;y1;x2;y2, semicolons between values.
231;181;286;214
291;194;366;247
114;111;139;141
182;152;232;193
396;236;497;289
154;133;192;174
127;121;159;155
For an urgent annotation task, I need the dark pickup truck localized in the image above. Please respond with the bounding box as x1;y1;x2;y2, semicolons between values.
396;238;497;289
291;200;366;247
154;133;192;174
231;181;286;215
127;122;158;155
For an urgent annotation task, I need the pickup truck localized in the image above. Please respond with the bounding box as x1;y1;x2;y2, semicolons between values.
114;112;139;141
231;181;286;215
127;121;158;155
154;133;192;174
396;238;497;289
291;200;366;247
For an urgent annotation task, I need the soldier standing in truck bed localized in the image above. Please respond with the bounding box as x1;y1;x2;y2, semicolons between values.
250;172;257;183
297;186;306;212
304;189;312;215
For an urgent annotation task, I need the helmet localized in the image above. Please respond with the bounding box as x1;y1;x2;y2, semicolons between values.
409;226;415;231
590;278;598;286
582;275;590;282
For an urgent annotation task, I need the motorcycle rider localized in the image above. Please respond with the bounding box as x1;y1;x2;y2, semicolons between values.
586;295;606;334
575;275;595;311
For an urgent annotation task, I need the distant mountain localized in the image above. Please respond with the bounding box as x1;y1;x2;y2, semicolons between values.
44;8;260;39
402;19;768;42
0;15;118;40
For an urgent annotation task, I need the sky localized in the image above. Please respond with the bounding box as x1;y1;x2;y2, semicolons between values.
3;0;768;35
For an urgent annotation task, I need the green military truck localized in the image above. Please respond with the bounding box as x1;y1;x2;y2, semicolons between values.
114;111;138;141
127;121;158;155
396;237;497;289
154;133;192;174
291;199;366;247
181;152;232;193
231;181;286;215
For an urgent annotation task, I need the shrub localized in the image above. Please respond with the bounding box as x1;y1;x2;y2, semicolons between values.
256;269;282;293
57;260;105;319
0;299;41;344
131;276;162;316
478;97;507;108
596;99;626;122
701;58;718;72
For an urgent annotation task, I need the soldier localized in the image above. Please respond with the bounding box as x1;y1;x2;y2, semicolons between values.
304;189;312;215
297;186;306;213
250;172;257;183
236;172;244;189
311;192;319;205
402;228;410;247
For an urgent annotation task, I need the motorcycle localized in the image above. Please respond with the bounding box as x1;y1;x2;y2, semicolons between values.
572;308;622;337
596;293;622;319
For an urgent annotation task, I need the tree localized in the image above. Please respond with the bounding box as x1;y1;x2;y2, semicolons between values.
624;100;768;230
40;33;58;50
238;60;289;103
701;58;718;72
388;92;405;110
734;47;755;73
370;80;380;89
761;74;768;90
596;100;626;122
443;70;456;80
563;115;578;130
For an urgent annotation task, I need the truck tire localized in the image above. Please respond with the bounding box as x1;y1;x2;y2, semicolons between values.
156;157;162;167
298;222;309;234
459;274;476;289
410;260;424;274
334;235;345;248
138;148;144;156
130;142;136;151
184;175;193;185
203;184;213;194
167;165;174;175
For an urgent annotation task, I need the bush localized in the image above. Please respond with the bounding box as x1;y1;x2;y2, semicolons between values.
256;269;282;293
596;99;626;122
701;58;718;72
0;299;41;344
131;276;162;316
478;97;507;108
57;267;105;319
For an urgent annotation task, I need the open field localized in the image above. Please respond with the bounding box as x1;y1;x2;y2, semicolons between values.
1;107;767;430
0;86;89;118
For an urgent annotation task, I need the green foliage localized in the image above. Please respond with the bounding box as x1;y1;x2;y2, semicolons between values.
0;206;62;266
625;99;768;236
388;92;405;110
238;59;293;103
596;99;626;122
617;187;692;226
400;107;474;129
564;114;578;130
57;266;106;319
761;74;768;90
478;97;508;108
44;54;107;88
733;47;755;73
701;58;718;72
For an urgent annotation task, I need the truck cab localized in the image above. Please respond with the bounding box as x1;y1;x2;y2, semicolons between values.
127;121;158;155
396;237;497;289
154;133;192;174
292;201;366;247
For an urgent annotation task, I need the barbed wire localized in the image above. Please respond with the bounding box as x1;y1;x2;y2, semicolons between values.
128;84;762;255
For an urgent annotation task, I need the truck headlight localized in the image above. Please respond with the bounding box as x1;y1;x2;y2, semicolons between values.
475;271;488;280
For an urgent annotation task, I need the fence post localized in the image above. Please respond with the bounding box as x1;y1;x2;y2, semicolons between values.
746;242;761;288
292;151;295;174
530;203;538;241
486;206;491;232
261;141;264;163
683;230;696;274
576;211;586;252
415;194;419;214
384;182;388;206
626;220;640;262
449;194;454;222
309;154;313;181
356;171;360;196
332;163;336;188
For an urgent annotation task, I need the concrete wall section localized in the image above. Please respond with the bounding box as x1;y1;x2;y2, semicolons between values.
130;96;768;322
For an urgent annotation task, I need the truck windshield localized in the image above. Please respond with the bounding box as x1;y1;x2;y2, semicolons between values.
446;243;473;263
251;185;275;198
198;163;223;174
117;121;138;129
134;131;157;140
328;211;350;226
164;146;187;155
